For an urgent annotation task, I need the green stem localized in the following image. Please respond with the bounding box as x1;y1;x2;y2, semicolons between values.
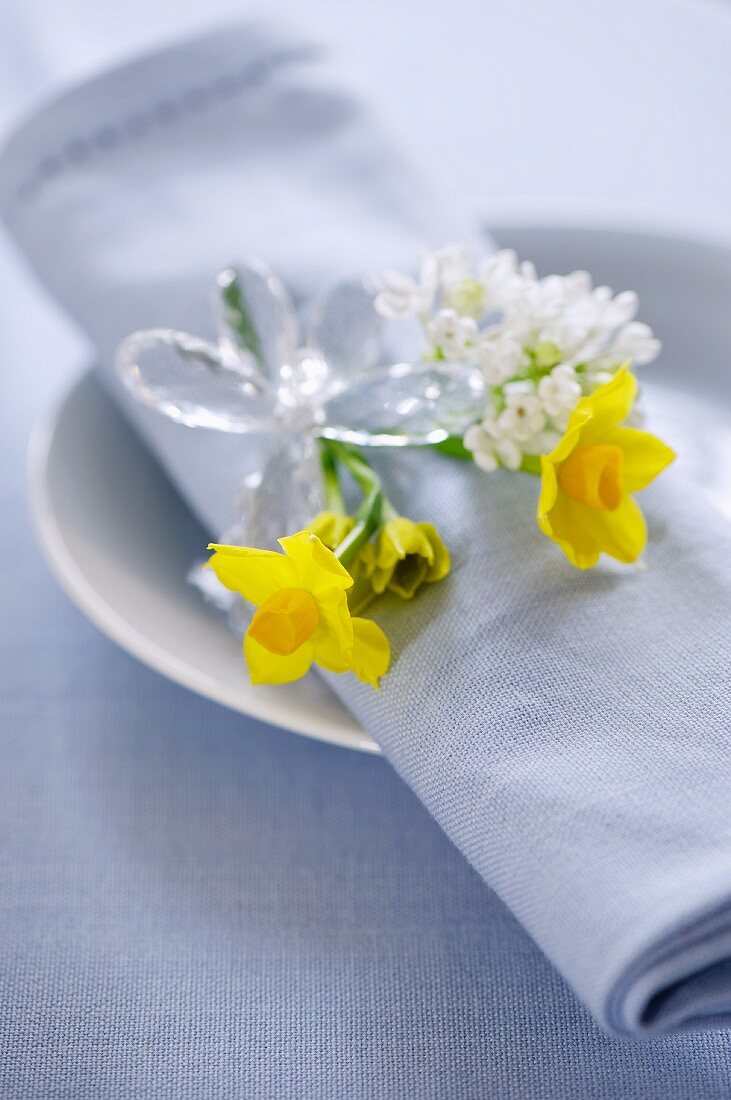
380;497;399;522
325;442;384;568
335;482;382;568
432;434;472;461
519;454;542;476
318;440;347;514
325;441;378;494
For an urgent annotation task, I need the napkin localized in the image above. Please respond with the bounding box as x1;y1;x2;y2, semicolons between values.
0;22;470;537
3;23;731;1038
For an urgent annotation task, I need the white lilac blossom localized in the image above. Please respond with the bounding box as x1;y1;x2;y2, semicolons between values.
475;331;524;385
478;250;525;310
373;244;660;472
463;421;523;472
443;249;522;318
596;321;661;368
537;364;582;419
426;309;478;361
433;244;471;286
374;255;438;319
498;387;546;442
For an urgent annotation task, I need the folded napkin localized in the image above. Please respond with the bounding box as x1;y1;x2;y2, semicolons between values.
0;23;469;536
4;23;731;1038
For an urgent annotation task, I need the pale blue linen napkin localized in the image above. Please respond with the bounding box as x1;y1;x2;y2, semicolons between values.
2;22;731;1038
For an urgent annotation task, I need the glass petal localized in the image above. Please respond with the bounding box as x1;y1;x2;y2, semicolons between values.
307;276;383;374
213;261;300;380
116;327;275;433
320;361;487;446
277;347;332;409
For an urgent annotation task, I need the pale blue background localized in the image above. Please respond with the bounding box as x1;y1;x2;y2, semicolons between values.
3;1;731;1095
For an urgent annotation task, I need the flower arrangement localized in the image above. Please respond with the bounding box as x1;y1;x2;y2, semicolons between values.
117;245;674;691
373;245;674;570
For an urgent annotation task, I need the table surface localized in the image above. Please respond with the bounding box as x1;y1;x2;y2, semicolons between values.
2;2;731;1096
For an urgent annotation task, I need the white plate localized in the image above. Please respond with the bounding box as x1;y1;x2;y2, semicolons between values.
28;221;731;753
29;368;377;753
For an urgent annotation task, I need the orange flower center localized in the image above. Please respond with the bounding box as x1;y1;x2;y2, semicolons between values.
559;444;624;511
248;588;319;655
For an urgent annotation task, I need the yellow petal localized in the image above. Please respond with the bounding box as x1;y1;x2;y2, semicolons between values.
358;542;377;574
591;495;647;563
377;519;434;567
206;544;297;605
418;523;451;582
244;633;314;685
540;490;647;568
369;565;391;595
311;590;354;672
539;493;601;569
558;444;624;511
249;588;319;655
313;648;352;675
540;448;603;567
537;456;560;521
279;531;352;595
350;617;390;689
347;582;377;616
374;538;398;572
346;548;379;614
583;365;637;437
373;518;447;598
550;409;591;462
308;511;355;550
607;427;676;493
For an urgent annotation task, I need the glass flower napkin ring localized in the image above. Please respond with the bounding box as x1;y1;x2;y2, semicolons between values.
117;245;674;690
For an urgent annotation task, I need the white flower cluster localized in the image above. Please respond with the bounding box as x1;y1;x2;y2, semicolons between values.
374;245;660;473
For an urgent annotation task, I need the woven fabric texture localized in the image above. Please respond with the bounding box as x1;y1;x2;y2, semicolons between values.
3;373;731;1096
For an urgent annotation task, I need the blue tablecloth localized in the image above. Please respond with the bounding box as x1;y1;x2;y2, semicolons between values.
2;334;731;1099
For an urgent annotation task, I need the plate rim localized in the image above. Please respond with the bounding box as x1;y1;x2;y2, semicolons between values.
27;379;382;755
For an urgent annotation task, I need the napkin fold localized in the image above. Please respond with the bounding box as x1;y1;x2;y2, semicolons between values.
4;23;731;1038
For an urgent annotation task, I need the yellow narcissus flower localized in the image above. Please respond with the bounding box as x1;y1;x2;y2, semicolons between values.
537;367;675;568
307;510;355;550
366;517;451;599
206;532;390;688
